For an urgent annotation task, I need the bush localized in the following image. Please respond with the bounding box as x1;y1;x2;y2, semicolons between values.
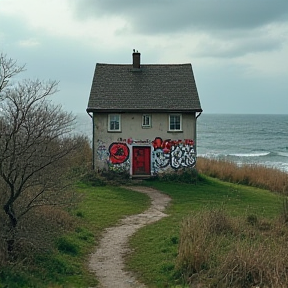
150;168;204;184
81;170;107;186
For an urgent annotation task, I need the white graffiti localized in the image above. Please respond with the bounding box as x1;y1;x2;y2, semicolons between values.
170;144;196;169
153;148;170;173
96;140;109;161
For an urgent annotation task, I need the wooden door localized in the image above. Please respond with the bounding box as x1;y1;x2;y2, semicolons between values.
132;147;151;175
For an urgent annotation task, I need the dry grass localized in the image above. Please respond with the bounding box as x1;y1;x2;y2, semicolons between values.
177;209;288;287
0;205;75;263
197;157;288;194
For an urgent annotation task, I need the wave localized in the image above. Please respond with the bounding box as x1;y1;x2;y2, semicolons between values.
228;152;270;158
277;152;288;158
199;150;288;159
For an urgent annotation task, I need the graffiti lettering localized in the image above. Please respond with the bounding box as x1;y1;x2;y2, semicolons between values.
152;137;196;172
153;149;170;170
170;143;196;169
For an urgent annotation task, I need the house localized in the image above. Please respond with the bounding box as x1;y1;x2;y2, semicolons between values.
86;51;202;177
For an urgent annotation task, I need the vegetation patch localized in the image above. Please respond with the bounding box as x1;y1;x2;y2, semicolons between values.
127;175;284;287
197;157;288;194
177;208;288;287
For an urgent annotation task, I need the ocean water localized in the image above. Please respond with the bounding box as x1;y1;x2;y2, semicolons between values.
75;113;288;173
197;114;288;172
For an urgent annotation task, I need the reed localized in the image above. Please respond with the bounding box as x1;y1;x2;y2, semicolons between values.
197;157;288;194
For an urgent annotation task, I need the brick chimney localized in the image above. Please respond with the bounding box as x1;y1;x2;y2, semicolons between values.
132;49;140;69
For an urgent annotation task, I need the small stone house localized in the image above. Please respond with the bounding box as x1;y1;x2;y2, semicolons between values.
86;51;202;177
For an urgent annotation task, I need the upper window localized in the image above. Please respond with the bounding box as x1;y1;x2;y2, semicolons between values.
108;114;121;131
169;114;182;131
142;114;151;128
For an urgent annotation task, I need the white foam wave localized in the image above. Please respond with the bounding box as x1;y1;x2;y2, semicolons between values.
277;152;288;158
229;152;270;157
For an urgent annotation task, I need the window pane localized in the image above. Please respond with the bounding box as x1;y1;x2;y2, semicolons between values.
110;115;120;130
143;115;150;126
170;115;180;130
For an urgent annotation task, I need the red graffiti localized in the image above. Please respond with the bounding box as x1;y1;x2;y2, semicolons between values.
152;137;194;153
109;143;129;164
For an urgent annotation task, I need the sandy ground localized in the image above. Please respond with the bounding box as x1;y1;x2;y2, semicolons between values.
88;186;171;288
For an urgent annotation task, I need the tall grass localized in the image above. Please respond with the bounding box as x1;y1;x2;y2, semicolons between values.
177;209;288;287
197;157;288;194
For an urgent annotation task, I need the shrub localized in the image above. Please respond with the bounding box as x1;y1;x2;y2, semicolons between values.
150;168;204;184
81;170;107;186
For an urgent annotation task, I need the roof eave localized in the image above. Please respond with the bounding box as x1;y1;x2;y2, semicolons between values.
86;108;203;113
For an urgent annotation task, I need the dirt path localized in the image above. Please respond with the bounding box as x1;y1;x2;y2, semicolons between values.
89;186;171;288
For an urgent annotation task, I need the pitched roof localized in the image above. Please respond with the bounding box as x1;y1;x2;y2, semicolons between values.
87;63;202;113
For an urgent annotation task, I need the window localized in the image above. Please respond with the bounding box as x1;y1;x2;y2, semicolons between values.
142;114;151;128
108;114;121;131
169;114;182;131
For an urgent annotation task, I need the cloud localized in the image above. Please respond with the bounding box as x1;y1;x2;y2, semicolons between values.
73;0;288;33
68;0;288;63
18;38;40;48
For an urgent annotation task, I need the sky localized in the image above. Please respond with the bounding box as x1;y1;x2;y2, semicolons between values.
0;0;287;115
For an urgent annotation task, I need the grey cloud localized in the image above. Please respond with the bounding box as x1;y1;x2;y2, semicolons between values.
194;29;283;58
73;0;288;33
71;0;288;58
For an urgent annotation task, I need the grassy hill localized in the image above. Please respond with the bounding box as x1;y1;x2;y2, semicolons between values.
1;163;287;287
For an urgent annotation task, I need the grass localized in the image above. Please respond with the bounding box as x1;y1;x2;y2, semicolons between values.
1;161;287;287
0;184;150;288
126;176;284;287
175;208;288;287
197;157;288;194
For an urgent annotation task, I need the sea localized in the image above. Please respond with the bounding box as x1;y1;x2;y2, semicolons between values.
75;113;288;173
197;114;288;173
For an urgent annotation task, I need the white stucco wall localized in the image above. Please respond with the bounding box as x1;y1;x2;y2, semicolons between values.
93;112;197;174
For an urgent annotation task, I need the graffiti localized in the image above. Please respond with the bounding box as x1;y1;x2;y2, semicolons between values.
152;149;170;173
96;140;109;161
152;137;170;173
108;159;130;172
170;142;196;169
152;137;196;172
101;137;195;175
127;138;151;145
116;138;151;145
108;142;129;164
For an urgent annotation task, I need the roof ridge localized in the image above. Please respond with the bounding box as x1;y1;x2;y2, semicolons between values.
96;63;191;66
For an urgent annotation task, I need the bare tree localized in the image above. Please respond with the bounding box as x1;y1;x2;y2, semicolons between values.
0;55;80;255
0;53;25;96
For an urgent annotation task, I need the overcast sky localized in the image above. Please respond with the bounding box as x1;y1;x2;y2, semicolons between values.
0;0;287;114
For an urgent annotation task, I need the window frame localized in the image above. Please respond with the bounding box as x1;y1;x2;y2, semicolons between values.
142;114;152;128
108;114;121;132
168;114;182;131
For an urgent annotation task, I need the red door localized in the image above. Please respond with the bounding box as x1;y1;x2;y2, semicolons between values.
132;147;151;175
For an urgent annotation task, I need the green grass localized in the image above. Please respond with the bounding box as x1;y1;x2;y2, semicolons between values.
126;176;283;287
1;176;284;287
0;183;150;288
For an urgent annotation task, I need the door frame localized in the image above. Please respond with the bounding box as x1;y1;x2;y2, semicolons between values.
131;146;151;176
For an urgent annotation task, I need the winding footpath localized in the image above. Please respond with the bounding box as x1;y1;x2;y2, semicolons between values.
89;186;171;288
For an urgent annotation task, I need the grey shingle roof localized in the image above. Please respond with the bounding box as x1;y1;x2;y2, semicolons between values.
87;63;202;112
